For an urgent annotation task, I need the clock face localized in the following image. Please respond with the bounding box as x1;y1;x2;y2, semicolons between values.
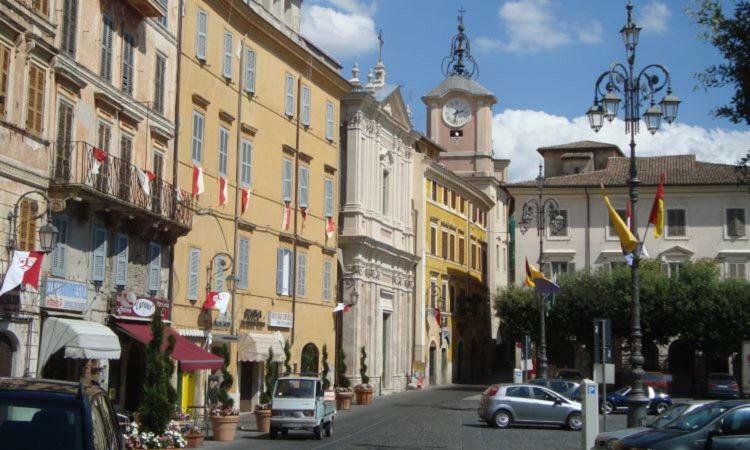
442;97;472;128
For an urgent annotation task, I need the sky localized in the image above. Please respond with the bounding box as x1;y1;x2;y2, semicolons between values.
299;0;750;181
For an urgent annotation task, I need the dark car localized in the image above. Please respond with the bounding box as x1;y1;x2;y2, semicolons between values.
0;377;123;450
707;373;741;399
602;386;672;415
615;400;750;450
530;378;580;400
556;369;583;381
642;371;673;392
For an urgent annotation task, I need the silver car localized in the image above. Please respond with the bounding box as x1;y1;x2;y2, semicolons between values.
477;383;583;430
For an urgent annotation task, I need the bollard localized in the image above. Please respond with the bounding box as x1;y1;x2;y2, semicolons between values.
580;379;599;450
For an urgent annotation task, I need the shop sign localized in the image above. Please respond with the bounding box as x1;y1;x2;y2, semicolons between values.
132;299;156;317
240;308;264;328
268;311;293;329
115;291;169;319
213;311;231;329
43;278;88;312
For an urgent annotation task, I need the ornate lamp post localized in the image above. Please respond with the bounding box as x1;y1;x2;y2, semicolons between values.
585;2;680;427
7;190;59;254
519;164;564;379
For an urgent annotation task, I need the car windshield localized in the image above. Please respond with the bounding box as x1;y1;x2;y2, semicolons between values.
647;404;689;428
0;396;84;450
274;380;316;399
667;405;727;431
613;387;630;396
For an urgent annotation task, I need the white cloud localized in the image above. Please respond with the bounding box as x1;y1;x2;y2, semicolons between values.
301;1;378;58
637;1;670;34
576;20;604;44
475;36;504;51
492;109;750;181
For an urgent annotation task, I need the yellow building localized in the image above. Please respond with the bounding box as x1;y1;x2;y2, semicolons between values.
415;136;493;386
171;0;349;411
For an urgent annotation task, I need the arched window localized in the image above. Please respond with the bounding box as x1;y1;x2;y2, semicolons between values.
300;343;319;375
0;333;15;377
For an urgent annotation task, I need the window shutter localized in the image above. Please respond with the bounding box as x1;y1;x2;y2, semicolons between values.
240;140;252;186
296;253;306;297
301;85;310;126
61;0;78;55
148;243;162;293
26;64;46;134
323;261;331;301
238;237;249;289
326;102;334;140
298;166;309;208
18;199;38;251
91;227;108;282
187;248;200;300
324;179;333;218
282;159;292;202
218;127;229;176
191;112;204;162
100;15;113;81
244;48;256;93
284;74;294;117
222;31;233;79
0;44;10;116
276;248;284;295
122;34;135;95
214;255;225;292
114;234;128;286
154;54;165;113
50;216;68;276
196;11;207;61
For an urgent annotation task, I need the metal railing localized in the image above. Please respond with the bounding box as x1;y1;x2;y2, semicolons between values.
51;141;193;229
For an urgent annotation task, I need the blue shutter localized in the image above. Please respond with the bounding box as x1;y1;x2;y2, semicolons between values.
244;47;255;93
298;166;309;208
324;179;333;218
192;111;204;163
91;227;108;282
223;31;233;79
282;159;292;202
187;247;200;300
114;233;128;287
214;255;225;292
238;237;249;289
301;85;310;126
240;140;252;186
326;102;334;140
284;74;294;116
148;243;162;293
50;216;68;277
218;127;229;176
323;261;331;301
276;248;284;295
296;253;306;297
196;10;207;60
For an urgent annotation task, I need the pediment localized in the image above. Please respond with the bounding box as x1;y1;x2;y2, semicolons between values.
658;245;694;258
380;88;411;131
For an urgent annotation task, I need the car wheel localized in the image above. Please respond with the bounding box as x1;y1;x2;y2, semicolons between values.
281;429;289;438
603;400;614;415
313;425;323;440
492;410;512;429
655;402;668;415
269;428;278;440
325;420;333;437
567;412;583;431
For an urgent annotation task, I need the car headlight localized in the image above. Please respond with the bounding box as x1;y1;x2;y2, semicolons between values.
303;410;315;417
606;439;618;450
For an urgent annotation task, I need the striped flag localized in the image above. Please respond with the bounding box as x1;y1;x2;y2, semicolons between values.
219;176;228;206
649;173;666;238
281;202;291;231
525;258;560;295
241;188;250;214
192;165;205;196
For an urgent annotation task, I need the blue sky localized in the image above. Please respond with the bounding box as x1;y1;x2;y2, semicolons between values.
301;0;749;180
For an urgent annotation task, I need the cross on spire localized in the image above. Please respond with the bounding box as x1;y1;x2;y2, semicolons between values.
458;7;466;25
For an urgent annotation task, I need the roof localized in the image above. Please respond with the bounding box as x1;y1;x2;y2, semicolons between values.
423;75;495;99
561;152;593;160
538;140;622;152
508;155;741;188
372;84;399;103
0;378;104;397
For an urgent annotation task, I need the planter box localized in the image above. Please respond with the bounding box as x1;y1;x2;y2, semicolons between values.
185;434;204;448
254;409;272;433
335;391;353;410
354;386;373;405
210;415;240;442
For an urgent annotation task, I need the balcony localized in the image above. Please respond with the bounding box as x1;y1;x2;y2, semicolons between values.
51;141;193;240
124;0;167;18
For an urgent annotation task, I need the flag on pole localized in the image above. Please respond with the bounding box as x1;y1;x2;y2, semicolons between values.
333;303;351;313
241;188;250;214
0;251;44;296
603;195;638;254
175;187;185;203
281;202;291;231
525;258;561;295
219;176;228;206
192;165;205;196
300;207;307;230
136;168;156;196
326;217;335;239
90;147;107;175
202;291;218;311
626;200;633;230
214;292;230;315
649;173;666;238
524;259;536;288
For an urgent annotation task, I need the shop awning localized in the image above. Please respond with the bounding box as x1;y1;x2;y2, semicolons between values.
238;332;285;362
116;322;223;372
38;318;121;370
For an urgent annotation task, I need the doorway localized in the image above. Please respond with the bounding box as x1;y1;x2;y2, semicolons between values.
441;348;448;384
429;342;436;385
0;333;14;377
124;345;145;412
301;343;320;375
239;361;256;412
382;312;391;389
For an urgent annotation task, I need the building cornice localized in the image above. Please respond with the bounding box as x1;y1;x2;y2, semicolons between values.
339;235;420;265
425;163;494;210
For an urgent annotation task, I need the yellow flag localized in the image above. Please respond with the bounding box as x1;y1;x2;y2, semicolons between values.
604;195;638;254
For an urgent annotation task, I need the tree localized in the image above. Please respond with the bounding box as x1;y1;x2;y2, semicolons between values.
283;340;292;374
215;343;234;409
259;346;277;406
137;308;177;434
321;344;331;390
336;347;351;390
359;346;369;385
691;1;750;125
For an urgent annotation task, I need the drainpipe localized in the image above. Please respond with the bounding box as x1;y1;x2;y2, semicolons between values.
230;36;246;338
410;202;418;378
291;76;302;346
585;188;591;270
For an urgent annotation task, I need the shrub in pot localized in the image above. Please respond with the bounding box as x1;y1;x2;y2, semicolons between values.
254;346;277;433
354;346;373;405
335;347;353;410
209;344;239;442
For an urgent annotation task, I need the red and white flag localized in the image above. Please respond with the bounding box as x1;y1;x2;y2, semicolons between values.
192;165;205;196
434;306;442;325
219;176;228;206
626;201;633;230
300;207;307;230
202;291;218;311
281;202;291;231
333;303;350;313
90;147;107;175
325;217;335;239
175;187;185;203
0;251;44;296
241;188;250;214
214;292;230;315
136;168;156;196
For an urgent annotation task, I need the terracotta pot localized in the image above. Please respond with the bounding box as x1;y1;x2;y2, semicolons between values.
354;385;373;405
335;391;353;410
210;415;240;442
185;434;204;448
254;409;272;433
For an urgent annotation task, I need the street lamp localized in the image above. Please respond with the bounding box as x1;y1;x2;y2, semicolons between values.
7;190;59;253
519;164;564;379
585;1;680;427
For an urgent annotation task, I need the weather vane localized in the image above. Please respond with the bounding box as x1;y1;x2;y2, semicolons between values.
442;7;478;79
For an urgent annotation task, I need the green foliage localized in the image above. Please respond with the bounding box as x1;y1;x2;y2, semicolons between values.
260;347;277;405
283;340;292;374
359;346;369;385
216;343;234;409
321;345;331;390
336;348;351;389
137;308;177;434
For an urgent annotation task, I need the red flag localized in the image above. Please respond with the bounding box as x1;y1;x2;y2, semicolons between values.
241;188;250;214
0;251;44;295
192;165;205;196
202;291;218;311
434;306;441;325
145;170;156;182
219;176;228;206
626;200;633;230
281;202;291;230
326;217;335;239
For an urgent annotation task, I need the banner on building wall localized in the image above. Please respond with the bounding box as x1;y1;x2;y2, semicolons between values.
114;291;170;320
42;278;88;312
269;311;293;329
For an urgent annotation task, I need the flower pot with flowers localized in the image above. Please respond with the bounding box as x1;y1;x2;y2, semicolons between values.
354;346;373;405
183;423;204;448
254;346;277;433
124;420;187;449
208;344;240;442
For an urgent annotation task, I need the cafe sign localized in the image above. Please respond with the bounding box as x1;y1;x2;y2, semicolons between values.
240;308;264;328
43;279;88;312
115;291;169;319
269;311;293;329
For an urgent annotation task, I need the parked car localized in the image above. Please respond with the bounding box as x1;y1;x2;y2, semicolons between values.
0;377;124;450
594;401;712;450
555;369;583;381
615;399;750;450
602;385;672;415
530;378;580;400
477;383;583;430
269;375;335;440
642;371;673;392
707;373;741;399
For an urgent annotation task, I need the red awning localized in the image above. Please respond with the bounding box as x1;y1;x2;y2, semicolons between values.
116;322;223;372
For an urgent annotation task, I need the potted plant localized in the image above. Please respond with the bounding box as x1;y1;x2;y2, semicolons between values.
335;347;353;410
209;344;239;442
254;346;276;433
184;423;204;448
283;340;292;374
355;346;373;405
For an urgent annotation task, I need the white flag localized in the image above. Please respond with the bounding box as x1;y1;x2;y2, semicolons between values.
215;292;231;315
0;251;43;296
136;167;151;196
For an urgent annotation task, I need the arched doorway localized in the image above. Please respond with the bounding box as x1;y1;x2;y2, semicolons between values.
0;332;15;377
300;343;319;375
124;344;145;412
456;341;464;382
428;341;436;386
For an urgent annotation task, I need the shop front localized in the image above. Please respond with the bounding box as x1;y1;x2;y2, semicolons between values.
236;330;285;411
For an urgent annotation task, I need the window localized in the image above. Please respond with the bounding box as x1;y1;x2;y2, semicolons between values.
100;15;114;81
430;224;437;255
441;229;448;258
238;237;249;289
284;74;294;117
156;0;168;27
666;209;686;237
471;242;477;270
727;208;746;238
608;209;627;237
152;150;164;212
443;187;448;205
244;47;256;93
26;63;46;135
326;102;334;140
148;243;162;293
460;198;465;214
187;247;200;300
97;121;111;154
31;0;49;16
122;33;135;96
666;262;683;278
119;135;132;199
300;85;310;126
240;139;252;186
50;216;68;276
196;10;208;61
506;386;531;398
61;0;78;56
91;226;108;283
324;179;334;218
550;261;572;278
55;101;74;177
449;234;455;261
282;158;293;202
719;407;750;435
431;181;437;201
323;261;332;301
113;234;128;287
0;44;9;116
298;165;309;208
213;255;226;292
429;278;437;308
153;54;166;114
382;170;389;216
496;244;500;269
276;248;293;295
440;280;448;311
550;210;569;237
218;127;229;176
451;191;457;210
191;111;204;162
18;199;38;251
222;31;233;79
296;253;307;297
458;236;465;264
727;262;746;280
